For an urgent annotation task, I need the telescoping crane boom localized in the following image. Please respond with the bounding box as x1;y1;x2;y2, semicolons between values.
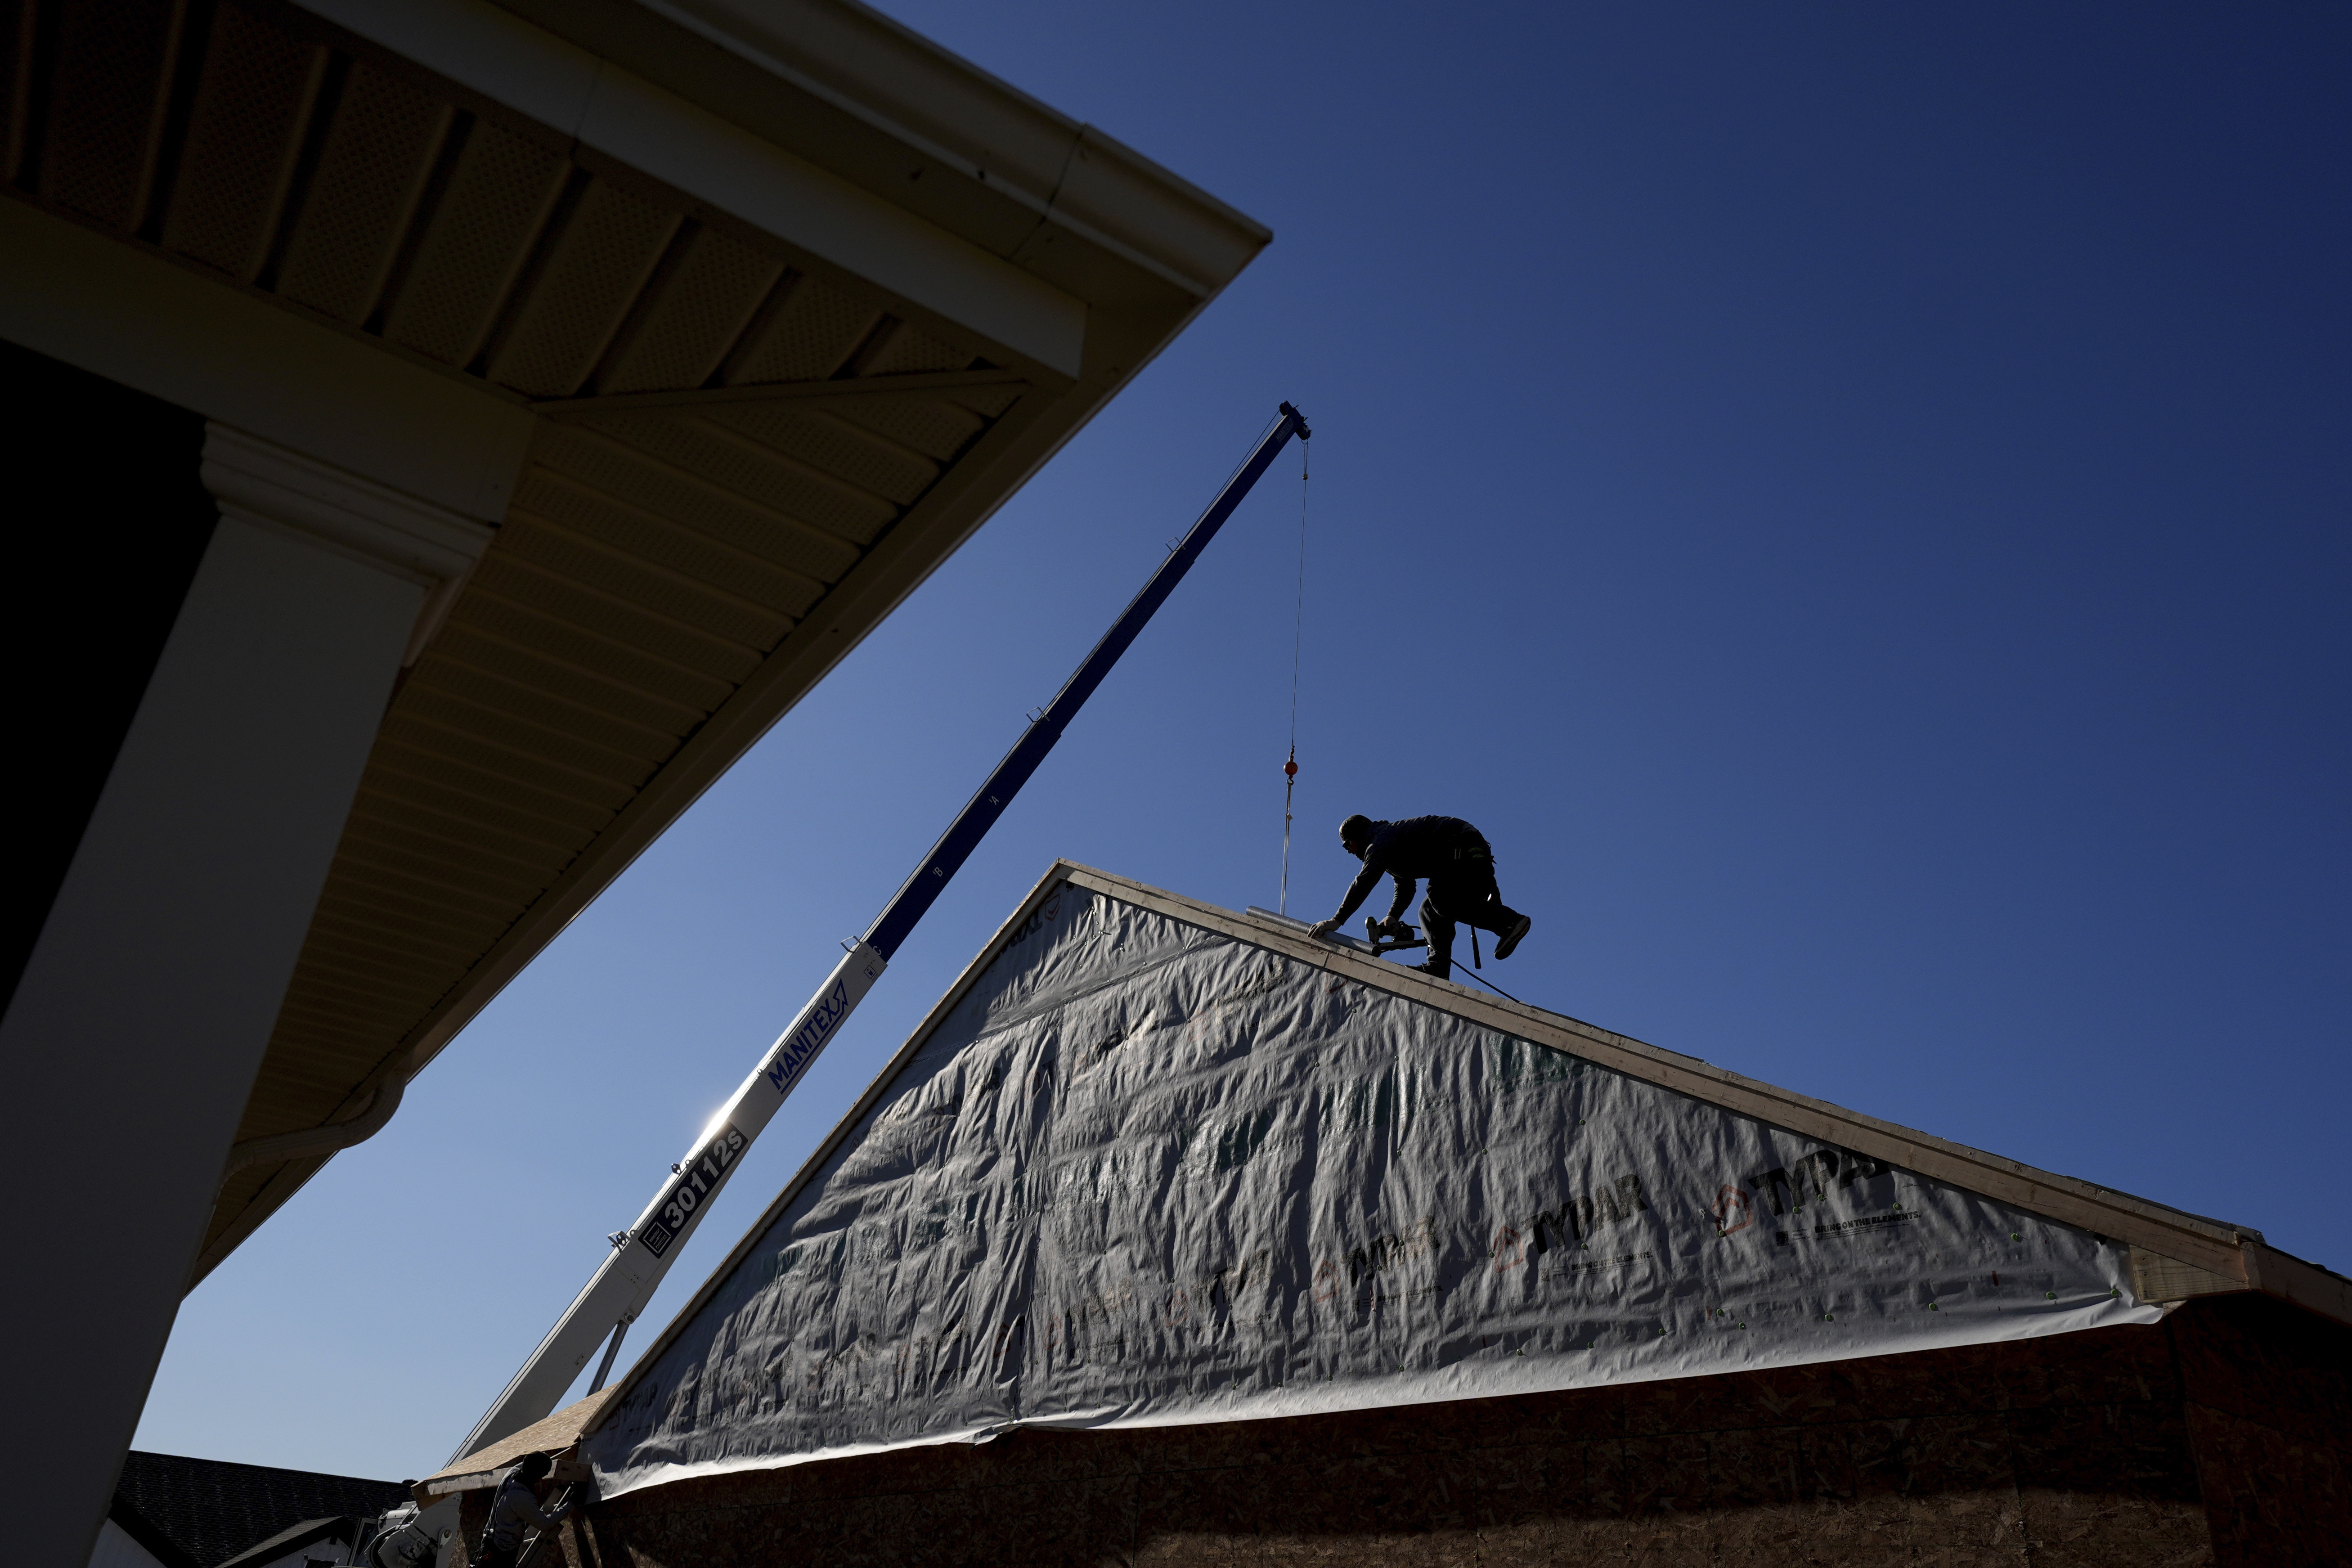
451;403;1312;1463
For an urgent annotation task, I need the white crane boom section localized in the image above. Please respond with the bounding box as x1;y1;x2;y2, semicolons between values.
449;942;884;1461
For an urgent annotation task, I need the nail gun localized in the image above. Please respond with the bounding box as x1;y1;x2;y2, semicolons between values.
1364;916;1426;957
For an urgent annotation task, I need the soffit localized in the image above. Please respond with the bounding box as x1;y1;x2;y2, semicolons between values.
4;0;1076;403
0;0;1266;1274
223;373;1046;1251
294;0;1099;374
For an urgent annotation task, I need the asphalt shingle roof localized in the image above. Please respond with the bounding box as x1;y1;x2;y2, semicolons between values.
114;1451;410;1568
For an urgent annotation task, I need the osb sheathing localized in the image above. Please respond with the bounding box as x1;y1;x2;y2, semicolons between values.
2172;1294;2352;1563
485;1295;2346;1568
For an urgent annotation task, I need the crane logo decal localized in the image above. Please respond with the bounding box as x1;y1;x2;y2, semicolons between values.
762;978;853;1098
641;1124;749;1258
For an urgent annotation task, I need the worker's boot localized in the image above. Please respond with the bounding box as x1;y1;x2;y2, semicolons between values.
1414;924;1453;979
1494;911;1532;961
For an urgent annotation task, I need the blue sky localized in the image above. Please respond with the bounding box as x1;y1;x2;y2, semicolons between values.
139;2;2347;1480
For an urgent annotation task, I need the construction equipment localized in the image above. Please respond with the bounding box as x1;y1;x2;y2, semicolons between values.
449;403;1311;1464
355;1498;458;1568
1245;906;1424;963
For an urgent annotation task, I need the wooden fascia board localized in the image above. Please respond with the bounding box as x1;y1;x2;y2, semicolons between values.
429;1388;618;1491
2243;1240;2352;1330
419;1454;590;1501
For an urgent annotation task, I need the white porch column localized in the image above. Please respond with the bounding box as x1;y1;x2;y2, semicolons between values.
11;427;493;1568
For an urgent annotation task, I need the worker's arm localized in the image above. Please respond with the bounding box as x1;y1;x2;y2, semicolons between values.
522;1495;571;1530
1310;858;1388;938
1383;874;1415;926
502;1483;571;1531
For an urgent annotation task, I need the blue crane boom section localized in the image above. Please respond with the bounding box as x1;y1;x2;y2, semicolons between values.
865;401;1312;958
448;402;1310;1465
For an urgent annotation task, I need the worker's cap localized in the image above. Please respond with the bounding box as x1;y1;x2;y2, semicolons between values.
513;1452;554;1483
1339;814;1374;853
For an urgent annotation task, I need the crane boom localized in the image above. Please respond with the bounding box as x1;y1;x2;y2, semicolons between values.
449;403;1311;1463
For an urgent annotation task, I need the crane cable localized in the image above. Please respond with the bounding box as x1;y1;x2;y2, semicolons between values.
1279;432;1310;913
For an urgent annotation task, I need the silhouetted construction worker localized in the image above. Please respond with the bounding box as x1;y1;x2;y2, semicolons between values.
1309;814;1531;979
477;1451;571;1568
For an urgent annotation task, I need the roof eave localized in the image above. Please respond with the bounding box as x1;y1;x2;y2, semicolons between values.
494;0;1273;295
303;0;1270;311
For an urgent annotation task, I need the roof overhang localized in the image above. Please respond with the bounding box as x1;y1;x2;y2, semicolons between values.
0;0;1268;1278
416;1388;614;1500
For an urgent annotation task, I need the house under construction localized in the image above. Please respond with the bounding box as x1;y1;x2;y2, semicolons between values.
427;863;2352;1565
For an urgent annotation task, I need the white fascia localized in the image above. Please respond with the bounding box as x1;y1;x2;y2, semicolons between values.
297;0;1088;378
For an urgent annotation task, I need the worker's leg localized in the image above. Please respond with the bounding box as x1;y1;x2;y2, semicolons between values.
1426;869;1531;968
1468;875;1531;958
1491;889;1532;958
1453;858;1531;958
1417;891;1456;978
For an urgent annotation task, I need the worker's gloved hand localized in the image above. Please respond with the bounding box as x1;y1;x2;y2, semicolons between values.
1374;917;1413;941
1307;918;1341;941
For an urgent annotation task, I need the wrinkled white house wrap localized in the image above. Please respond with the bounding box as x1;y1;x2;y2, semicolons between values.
588;885;2156;1496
